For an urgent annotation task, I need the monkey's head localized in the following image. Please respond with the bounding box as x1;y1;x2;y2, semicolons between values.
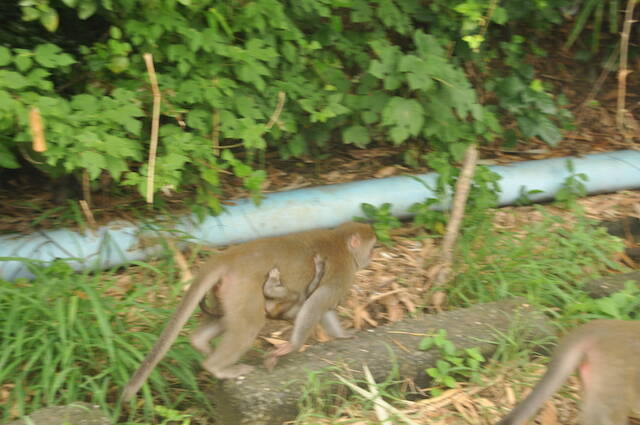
339;221;376;269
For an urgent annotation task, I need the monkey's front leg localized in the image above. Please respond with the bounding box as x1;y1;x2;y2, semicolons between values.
263;311;353;371
320;310;354;339
265;298;353;370
267;310;353;356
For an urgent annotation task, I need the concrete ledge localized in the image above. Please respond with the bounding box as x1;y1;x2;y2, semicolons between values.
583;271;640;298
3;403;111;425
207;298;552;425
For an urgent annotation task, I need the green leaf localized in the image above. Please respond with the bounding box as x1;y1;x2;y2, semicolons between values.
34;44;62;68
78;0;98;19
0;46;11;66
377;0;410;34
414;31;445;59
120;115;142;135
104;135;140;159
108;56;129;74
110;26;122;39
419;337;435;350
492;7;508;25
595;298;619;318
80;151;107;180
537;120;562;145
186;108;210;131
208;7;233;38
14;54;33;72
104;156;128;181
426;367;439;378
0;144;20;168
40;7;59;32
342;125;370;148
235;95;261;119
0;71;29;89
383;75;402;91
240;121;266;149
442;340;457;356
369;60;388;79
361;110;378;124
0;90;18;111
449;142;468;162
443;376;457;388
350;0;372;22
462;35;484;51
22;6;40;22
435;359;450;371
382;97;424;144
465;347;485;362
397;55;421;73
368;41;401;80
236;63;266;91
71;94;99;113
398;55;434;91
287;134;308;157
518;115;562;145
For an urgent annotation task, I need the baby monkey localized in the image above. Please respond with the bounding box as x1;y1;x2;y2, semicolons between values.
262;254;327;371
495;319;640;425
263;254;325;320
198;254;325;320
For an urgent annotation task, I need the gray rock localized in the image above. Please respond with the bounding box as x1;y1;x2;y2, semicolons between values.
3;403;111;425
207;297;552;425
583;271;640;298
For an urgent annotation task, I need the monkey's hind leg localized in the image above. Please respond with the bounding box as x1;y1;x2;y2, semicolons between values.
580;364;631;425
190;316;224;356
201;314;266;379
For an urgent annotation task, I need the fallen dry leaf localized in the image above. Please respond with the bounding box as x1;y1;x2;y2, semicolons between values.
374;166;398;178
539;401;558;425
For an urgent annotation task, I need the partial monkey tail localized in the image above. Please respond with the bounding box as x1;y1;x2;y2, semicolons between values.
121;263;225;401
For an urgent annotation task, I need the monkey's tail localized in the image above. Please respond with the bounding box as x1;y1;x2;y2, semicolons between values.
495;338;587;425
120;264;225;401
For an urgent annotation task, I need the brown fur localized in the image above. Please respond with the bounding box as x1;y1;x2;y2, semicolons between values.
496;319;640;425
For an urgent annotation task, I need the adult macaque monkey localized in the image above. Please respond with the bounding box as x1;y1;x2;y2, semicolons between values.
495;319;640;425
121;221;375;401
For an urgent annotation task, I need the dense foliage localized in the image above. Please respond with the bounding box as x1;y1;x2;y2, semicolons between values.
2;0;576;212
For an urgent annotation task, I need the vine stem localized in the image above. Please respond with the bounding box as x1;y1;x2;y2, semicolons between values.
616;0;637;130
143;53;161;204
434;144;478;287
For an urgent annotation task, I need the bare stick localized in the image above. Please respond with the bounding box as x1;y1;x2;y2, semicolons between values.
143;53;161;204
434;144;479;286
78;200;97;231
207;91;284;156
82;169;92;206
579;44;619;110
363;365;392;425
265;91;286;130
212;109;220;156
29;107;46;152
616;0;637;130
333;371;420;425
166;239;193;284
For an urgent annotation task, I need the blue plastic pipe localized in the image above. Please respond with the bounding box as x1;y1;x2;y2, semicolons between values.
2;150;639;281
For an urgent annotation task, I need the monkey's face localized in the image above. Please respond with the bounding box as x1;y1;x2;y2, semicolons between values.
353;231;376;269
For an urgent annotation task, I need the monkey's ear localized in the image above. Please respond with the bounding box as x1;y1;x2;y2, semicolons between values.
349;234;362;249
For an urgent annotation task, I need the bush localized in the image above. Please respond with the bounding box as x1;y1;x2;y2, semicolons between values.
1;0;574;212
